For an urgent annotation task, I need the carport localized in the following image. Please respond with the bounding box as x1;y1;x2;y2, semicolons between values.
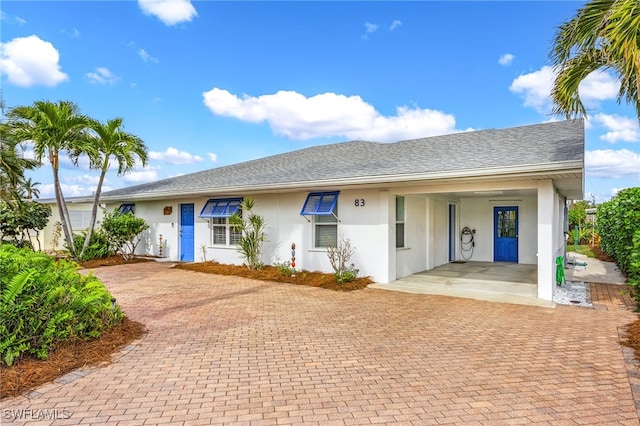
371;261;555;307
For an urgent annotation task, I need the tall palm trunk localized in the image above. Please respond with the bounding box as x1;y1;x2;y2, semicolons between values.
79;162;108;259
51;152;75;255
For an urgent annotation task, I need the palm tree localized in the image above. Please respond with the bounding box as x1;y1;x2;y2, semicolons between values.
0;123;39;202
79;117;148;259
7;100;92;254
19;177;41;200
549;0;640;121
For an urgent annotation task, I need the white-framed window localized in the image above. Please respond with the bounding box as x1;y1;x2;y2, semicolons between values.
314;204;338;248
210;217;242;246
300;191;339;248
199;197;243;247
69;210;91;230
396;196;405;248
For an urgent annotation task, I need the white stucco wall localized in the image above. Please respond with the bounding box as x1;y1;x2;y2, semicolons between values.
396;195;427;278
459;196;537;264
121;190;392;283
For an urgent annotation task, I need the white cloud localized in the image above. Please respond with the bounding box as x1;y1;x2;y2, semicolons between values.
63;174;105;185
149;147;203;164
122;169;158;184
138;49;159;63
592;113;640;143
38;183;92;198
364;22;378;33
62;27;80;38
0;35;68;87
362;22;378;39
510;66;619;113
498;53;514;66
390;20;402;30
138;0;198;26
577;70;619;102
1;11;26;25
86;67;119;85
207;152;218;162
509;65;554;112
585;149;640;179
202;88;459;142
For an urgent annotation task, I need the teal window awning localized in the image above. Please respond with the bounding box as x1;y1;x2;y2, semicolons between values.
199;198;242;218
118;203;135;215
300;192;339;216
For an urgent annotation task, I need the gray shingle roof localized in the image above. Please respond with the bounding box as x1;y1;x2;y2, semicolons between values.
100;119;583;200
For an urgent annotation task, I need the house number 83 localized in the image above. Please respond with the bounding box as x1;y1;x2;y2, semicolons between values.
354;199;365;207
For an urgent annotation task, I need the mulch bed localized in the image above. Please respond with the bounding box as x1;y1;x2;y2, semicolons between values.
174;262;373;291
0;317;146;399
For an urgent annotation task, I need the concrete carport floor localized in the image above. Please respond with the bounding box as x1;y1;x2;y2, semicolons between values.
370;261;552;307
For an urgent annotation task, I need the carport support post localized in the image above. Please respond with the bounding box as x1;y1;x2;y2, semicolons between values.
537;180;554;300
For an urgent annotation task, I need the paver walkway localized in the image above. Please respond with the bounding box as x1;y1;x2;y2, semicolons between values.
2;262;640;425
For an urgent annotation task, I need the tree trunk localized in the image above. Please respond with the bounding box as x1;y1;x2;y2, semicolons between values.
51;152;75;256
79;164;107;259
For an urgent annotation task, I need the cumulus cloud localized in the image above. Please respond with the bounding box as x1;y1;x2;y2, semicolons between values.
592;113;640;143
138;0;198;26
390;20;402;30
122;168;159;184
39;183;92;198
86;67;119;85
510;66;619;113
509;65;555;112
207;152;218;162
138;49;159;63
498;53;514;66
0;35;68;87
149;147;203;164
585;149;640;179
577;70;619;102
202;88;459;142
63;174;105;185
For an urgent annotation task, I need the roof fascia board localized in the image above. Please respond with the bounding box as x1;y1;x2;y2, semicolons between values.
94;161;583;203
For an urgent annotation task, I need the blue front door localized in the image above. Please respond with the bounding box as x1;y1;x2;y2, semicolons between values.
494;206;518;262
180;203;194;262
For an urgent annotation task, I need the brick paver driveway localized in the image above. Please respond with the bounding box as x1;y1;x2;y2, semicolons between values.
3;262;640;425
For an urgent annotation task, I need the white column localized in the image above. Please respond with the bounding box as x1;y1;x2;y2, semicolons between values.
537;180;555;300
379;190;394;283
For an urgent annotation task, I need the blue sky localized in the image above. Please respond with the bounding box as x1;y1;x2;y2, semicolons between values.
1;0;639;203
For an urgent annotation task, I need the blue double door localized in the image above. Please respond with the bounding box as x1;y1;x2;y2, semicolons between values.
180;203;195;262
494;206;518;262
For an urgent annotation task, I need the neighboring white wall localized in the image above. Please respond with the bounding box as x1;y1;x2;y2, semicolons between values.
459;195;537;264
38;202;100;252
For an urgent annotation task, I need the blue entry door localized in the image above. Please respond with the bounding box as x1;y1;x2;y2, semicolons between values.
180;203;195;262
494;206;518;262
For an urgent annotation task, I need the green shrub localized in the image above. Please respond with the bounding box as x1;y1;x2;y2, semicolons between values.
626;231;640;304
598;187;640;275
101;209;149;260
229;198;267;270
597;187;640;306
70;230;111;261
274;260;292;276
0;245;123;366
